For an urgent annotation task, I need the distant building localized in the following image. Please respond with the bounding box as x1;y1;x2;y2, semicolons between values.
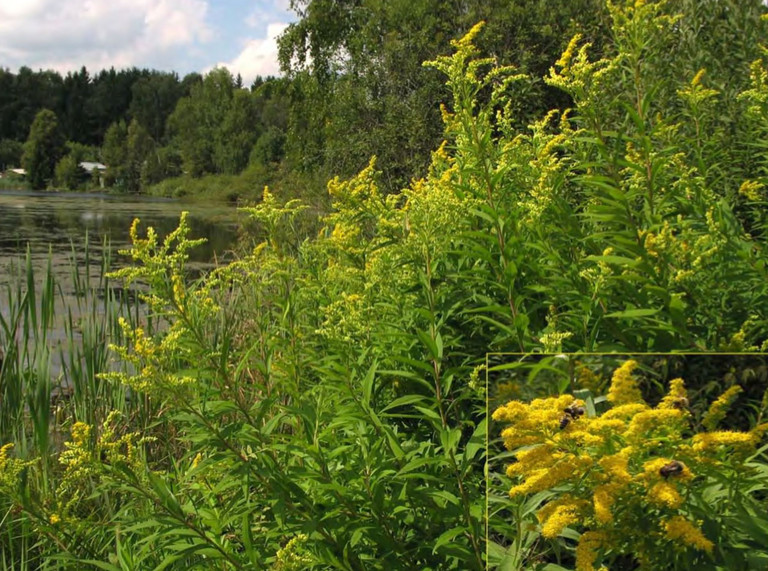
79;162;107;173
8;168;26;177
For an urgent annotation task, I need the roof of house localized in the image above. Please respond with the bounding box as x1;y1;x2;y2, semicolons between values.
80;162;107;172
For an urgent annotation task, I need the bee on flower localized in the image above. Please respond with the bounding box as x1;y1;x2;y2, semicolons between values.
493;359;767;569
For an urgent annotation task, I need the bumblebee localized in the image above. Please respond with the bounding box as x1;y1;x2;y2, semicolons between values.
559;401;586;430
564;403;586;418
671;397;689;410
659;460;685;478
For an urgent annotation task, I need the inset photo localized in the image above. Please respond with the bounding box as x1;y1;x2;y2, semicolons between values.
486;353;768;570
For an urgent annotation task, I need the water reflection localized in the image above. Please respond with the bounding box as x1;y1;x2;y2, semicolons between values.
0;190;243;285
0;190;245;382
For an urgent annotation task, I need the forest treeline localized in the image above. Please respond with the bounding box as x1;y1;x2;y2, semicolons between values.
1;0;616;200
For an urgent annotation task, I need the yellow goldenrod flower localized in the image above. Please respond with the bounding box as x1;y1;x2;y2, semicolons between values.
499;427;541;450
70;422;91;447
663;516;713;553
598;453;632;484
540;502;583;538
606;360;643;405
586;418;627;436
492;400;526;423
658;378;687;409
738;180;764;201
510;457;590;497
49;514;61;525
702;385;742;431
129;217;141;242
692;430;756;453
536;495;587;523
691;68;706;87
506;445;559;476
575;530;606;571
0;443;13;462
648;482;683;508
602;403;649;420
172;273;186;303
556;34;583;70
624;408;685;441
593;484;619;523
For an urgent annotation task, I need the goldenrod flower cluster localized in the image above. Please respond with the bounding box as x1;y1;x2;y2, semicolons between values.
677;68;719;108
605;359;643;405
663;516;713;553
274;533;313;570
493;360;766;569
701;385;742;431
0;443;32;490
55;412;154;522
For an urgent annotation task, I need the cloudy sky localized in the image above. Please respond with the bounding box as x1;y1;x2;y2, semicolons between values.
0;0;296;84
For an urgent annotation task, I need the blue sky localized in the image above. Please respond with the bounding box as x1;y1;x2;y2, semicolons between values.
0;0;296;84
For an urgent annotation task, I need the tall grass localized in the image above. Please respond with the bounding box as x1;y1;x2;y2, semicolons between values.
0;238;149;570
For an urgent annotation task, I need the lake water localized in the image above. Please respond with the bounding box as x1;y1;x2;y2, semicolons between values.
0;190;245;379
0;189;243;288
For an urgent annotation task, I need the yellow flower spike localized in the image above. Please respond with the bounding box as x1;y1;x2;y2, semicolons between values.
540;502;584;538
593;484;619;523
556;34;583;70
507;444;559;476
739;180;765;201
624;408;685;441
586;418;627;436
702;385;742;431
663;516;713;553
129;218;140;243
602;403;649;420
658;378;688;410
492;400;526;422
452;21;485;49
648;481;683;508
172;274;185;303
607;360;644;405
692;430;757;453
70;422;91;447
598;453;632;484
575;530;606;571
510;457;591;497
0;443;13;461
691;68;706;87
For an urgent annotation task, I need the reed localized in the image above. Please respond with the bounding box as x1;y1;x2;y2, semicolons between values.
0;237;149;570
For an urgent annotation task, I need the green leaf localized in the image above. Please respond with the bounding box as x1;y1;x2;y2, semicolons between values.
432;527;466;553
604;308;659;319
381;394;427;413
362;362;377;408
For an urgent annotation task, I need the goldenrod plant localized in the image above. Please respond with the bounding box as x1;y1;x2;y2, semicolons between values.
492;358;768;570
2;0;768;569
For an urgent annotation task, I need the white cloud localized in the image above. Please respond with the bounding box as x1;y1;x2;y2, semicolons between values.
245;0;291;30
0;0;211;73
214;22;288;84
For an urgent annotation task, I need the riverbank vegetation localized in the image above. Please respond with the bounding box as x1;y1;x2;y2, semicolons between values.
1;0;768;569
